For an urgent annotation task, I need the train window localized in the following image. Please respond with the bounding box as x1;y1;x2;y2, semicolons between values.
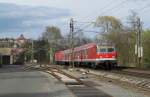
107;48;114;52
81;50;85;58
97;48;106;53
100;48;106;52
84;49;88;58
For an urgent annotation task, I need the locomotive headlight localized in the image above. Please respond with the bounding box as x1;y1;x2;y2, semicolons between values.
112;56;115;58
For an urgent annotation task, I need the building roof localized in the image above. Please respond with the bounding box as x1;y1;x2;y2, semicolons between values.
17;34;26;40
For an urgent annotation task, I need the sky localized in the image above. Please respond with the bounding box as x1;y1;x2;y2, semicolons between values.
0;0;149;39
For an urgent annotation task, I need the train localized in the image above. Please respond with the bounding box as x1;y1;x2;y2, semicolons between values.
54;43;117;69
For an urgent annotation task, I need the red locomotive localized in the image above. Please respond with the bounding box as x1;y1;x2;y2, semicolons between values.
54;43;117;69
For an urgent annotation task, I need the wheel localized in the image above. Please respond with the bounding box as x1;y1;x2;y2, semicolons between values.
104;61;112;70
91;63;97;69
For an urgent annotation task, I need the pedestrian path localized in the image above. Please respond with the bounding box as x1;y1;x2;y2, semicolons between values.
0;66;75;97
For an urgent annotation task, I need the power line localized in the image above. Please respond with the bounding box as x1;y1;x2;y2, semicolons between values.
116;0;150;16
72;0;128;31
73;0;128;28
118;1;150;22
74;22;94;33
99;0;127;16
84;0;128;21
84;0;115;19
139;2;150;14
81;30;99;33
81;0;150;25
71;0;150;35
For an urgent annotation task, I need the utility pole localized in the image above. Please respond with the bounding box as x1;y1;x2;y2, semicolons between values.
70;18;74;69
0;54;2;67
135;18;143;68
133;19;137;64
49;47;55;65
31;39;34;64
137;18;143;67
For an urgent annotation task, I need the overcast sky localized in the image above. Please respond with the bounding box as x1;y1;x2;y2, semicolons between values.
0;0;149;39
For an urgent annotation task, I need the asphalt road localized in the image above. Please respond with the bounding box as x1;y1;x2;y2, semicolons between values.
0;65;75;97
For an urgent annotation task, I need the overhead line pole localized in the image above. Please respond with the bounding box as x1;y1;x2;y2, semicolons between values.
31;39;34;64
134;17;143;68
137;18;142;67
133;19;138;65
70;18;75;69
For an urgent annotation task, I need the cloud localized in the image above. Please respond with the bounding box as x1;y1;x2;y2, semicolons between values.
0;3;71;38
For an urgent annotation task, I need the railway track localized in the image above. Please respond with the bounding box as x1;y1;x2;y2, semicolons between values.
111;69;150;79
50;65;150;95
25;64;112;97
71;66;150;92
45;66;113;97
24;64;150;96
70;65;150;79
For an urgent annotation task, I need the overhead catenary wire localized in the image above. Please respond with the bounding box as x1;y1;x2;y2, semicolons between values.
139;2;150;14
72;0;128;30
83;0;128;22
79;0;150;23
99;0;128;16
72;0;150;35
84;0;115;20
74;22;94;33
73;0;128;27
119;0;150;19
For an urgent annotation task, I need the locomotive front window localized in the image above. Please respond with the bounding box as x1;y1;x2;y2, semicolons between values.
100;48;106;52
107;48;115;52
97;46;115;53
97;48;107;53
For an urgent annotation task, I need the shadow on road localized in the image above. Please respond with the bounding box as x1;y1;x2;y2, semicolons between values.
0;87;71;97
0;65;30;73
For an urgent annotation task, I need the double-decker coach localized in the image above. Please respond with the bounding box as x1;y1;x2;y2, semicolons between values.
55;43;117;69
